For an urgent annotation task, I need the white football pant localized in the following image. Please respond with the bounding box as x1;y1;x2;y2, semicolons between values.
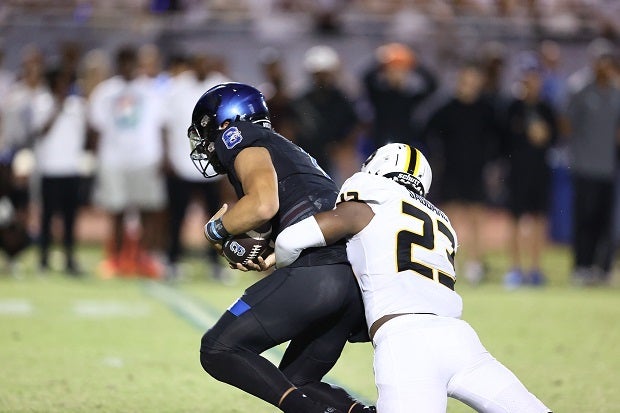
373;314;551;412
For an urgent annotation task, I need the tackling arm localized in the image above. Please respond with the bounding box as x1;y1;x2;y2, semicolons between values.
275;201;374;268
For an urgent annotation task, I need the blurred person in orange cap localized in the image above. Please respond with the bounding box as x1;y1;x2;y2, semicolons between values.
376;42;416;69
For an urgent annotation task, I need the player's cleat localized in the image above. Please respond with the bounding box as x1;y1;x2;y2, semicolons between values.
65;263;84;277
503;268;523;290
571;267;599;287
279;388;344;413
345;402;376;413
97;257;120;279
526;269;546;286
135;252;164;279
351;404;376;412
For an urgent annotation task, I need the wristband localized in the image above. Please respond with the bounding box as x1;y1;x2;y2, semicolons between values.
205;218;231;242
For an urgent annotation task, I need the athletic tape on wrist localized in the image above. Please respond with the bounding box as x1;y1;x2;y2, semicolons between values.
205;218;231;242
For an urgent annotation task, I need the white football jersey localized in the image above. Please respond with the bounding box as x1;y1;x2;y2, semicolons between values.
338;172;463;327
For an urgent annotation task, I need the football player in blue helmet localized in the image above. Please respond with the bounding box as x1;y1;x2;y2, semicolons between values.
189;82;271;178
187;82;374;413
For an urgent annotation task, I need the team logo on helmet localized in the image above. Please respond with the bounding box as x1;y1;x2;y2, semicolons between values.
386;172;425;196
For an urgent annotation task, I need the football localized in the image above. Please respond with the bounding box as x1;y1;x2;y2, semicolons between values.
222;223;274;266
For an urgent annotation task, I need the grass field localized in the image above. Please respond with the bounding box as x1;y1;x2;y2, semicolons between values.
1;244;619;412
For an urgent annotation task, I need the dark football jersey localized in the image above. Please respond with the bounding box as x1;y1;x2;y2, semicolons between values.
213;121;348;267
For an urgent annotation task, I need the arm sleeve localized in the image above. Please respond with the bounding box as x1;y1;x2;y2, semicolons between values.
275;216;326;268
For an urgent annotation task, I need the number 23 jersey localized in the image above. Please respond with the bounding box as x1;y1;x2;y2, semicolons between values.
338;172;463;327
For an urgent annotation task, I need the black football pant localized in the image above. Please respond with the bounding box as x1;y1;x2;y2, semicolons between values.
572;175;614;274
200;263;367;411
39;176;81;267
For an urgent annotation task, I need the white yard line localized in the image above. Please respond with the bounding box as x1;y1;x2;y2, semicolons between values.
0;299;33;315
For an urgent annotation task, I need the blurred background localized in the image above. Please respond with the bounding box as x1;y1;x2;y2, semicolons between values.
1;3;620;412
0;0;619;288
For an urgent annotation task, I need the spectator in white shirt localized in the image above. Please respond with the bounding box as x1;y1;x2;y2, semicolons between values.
32;68;88;275
89;45;166;278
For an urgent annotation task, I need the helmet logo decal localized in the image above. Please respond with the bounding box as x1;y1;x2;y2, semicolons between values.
410;180;425;196
222;126;244;149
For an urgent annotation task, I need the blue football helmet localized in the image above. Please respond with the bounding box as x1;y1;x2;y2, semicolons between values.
188;82;271;178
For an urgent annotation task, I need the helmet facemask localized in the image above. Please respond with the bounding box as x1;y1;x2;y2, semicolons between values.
188;121;224;178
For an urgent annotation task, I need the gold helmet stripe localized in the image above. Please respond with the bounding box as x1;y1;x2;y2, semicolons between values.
412;148;421;175
404;145;420;175
403;145;412;174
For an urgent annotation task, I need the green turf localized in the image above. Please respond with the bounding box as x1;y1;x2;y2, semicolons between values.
0;245;618;412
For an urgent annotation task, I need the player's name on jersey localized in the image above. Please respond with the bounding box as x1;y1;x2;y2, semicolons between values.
410;191;449;222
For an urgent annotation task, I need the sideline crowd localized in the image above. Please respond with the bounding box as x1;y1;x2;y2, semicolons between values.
0;37;618;288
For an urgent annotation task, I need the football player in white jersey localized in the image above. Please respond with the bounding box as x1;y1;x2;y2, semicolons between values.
275;143;551;413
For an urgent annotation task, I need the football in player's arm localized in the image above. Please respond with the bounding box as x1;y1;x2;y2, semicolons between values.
276;143;552;413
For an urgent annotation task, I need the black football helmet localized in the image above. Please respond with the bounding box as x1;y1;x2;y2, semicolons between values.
188;82;271;178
